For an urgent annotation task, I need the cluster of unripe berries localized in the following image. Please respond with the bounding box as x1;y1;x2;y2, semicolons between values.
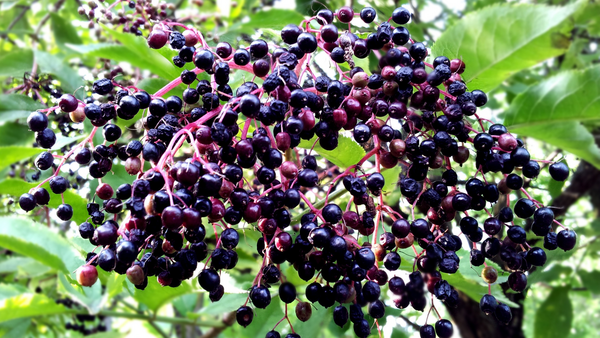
17;4;576;338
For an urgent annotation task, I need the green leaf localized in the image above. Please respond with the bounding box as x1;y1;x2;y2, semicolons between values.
0;216;82;274
238;297;284;338
0;178;89;224
0;284;28;301
58;273;106;314
0;49;33;78
455;249;509;285
133;277;193;311
504;66;600;168
381;166;401;192
528;265;572;285
0;257;52;278
443;271;518;308
0;94;45;123
548;178;566;199
241;9;305;30
298;135;366;168
0;122;33;146
0;318;31;338
534;286;572;338
137;77;185;98
84;25;181;80
293;303;332;338
33;50;84;97
50;13;82;46
0;293;69;324
0;147;43;172
578;270;600;294
431;2;578;92
198;293;248;315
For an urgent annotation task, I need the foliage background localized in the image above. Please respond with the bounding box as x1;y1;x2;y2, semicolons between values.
0;0;599;337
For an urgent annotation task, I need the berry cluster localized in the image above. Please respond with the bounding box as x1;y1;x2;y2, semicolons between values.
18;5;576;338
55;298;107;335
77;0;178;31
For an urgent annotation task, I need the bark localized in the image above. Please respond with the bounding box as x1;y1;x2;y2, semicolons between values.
446;290;525;338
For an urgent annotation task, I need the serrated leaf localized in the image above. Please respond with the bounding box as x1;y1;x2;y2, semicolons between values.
431;2;578;92
133;277;193;311
50;13;82;46
298;135;366;168
0;49;33;78
0;178;89;224
455;249;509;285
0;94;45;123
0;216;82;274
504;66;600;168
534;286;572;338
0;293;69;324
34;50;84;97
0;146;42;171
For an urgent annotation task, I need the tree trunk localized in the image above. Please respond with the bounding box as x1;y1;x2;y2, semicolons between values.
446;290;525;338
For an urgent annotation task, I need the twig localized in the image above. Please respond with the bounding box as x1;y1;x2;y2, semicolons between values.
399;314;421;331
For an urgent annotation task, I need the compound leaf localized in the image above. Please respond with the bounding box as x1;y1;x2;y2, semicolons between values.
432;2;579;92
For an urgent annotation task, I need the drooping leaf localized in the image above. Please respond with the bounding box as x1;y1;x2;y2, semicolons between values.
0;257;52;279
0;94;45;123
133;277;193;311
0;293;69;324
50;13;82;46
0;49;34;78
0;216;82;274
0;122;34;146
298;134;366;168
0;178;89;224
534;286;572;338
76;25;181;80
0;147;41;171
432;2;578;92
33;50;84;97
578;270;600;294
504;66;600;168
